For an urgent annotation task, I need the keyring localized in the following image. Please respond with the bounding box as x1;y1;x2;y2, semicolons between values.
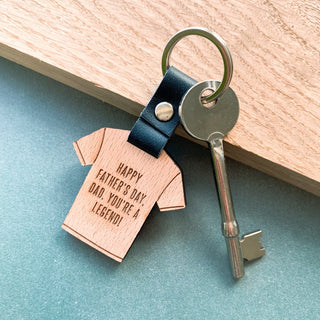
161;27;233;103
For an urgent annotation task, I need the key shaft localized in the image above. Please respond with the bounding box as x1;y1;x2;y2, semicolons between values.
209;138;244;278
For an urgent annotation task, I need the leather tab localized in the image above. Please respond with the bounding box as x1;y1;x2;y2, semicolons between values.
128;67;196;158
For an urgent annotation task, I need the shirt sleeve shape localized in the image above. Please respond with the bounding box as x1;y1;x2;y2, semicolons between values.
73;128;105;166
156;172;185;211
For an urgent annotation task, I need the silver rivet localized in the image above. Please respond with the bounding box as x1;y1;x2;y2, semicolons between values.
155;102;174;121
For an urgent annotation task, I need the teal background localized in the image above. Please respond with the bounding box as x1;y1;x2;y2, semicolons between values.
0;57;319;319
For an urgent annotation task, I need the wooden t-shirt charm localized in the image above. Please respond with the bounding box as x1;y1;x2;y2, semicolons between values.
62;128;185;262
62;66;196;262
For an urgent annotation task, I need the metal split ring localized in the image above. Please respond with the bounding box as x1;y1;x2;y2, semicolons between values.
161;27;233;103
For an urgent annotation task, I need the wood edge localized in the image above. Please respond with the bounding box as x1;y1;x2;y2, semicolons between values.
61;223;123;262
0;43;143;116
1;43;319;197
175;127;320;197
224;142;320;197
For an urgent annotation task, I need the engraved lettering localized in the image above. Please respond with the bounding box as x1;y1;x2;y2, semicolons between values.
131;170;137;181
108;192;114;203
133;209;140;219
140;193;147;203
117;217;123;227
99;171;106;182
122;202;129;214
130;189;147;203
88;182;105;199
108;211;116;222
108;176;116;187
95;169;104;179
89;182;96;193
96;204;103;215
116;180;124;192
119;165;128;177
123;185;130;195
112;214;120;225
117;164;143;183
122;203;134;215
116;162;124;174
88;163;147;227
90;200;124;226
136;173;143;183
111;178;119;189
100;206;107;217
103;208;113;219
91;201;98;212
126;168;133;178
110;194;123;209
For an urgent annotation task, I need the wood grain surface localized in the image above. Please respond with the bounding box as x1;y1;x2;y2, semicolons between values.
1;0;319;196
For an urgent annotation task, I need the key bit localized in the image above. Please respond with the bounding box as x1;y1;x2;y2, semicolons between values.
240;230;265;261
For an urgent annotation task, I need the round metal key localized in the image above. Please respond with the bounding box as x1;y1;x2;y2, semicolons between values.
179;80;244;278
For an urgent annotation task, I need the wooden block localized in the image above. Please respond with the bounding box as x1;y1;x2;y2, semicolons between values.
62;128;185;261
1;1;319;196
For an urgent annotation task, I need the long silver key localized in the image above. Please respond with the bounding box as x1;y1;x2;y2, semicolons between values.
179;80;265;278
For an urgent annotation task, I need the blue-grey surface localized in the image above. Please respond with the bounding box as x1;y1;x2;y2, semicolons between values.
0;58;319;320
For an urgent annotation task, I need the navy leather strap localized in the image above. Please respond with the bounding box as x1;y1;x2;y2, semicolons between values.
128;67;196;158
